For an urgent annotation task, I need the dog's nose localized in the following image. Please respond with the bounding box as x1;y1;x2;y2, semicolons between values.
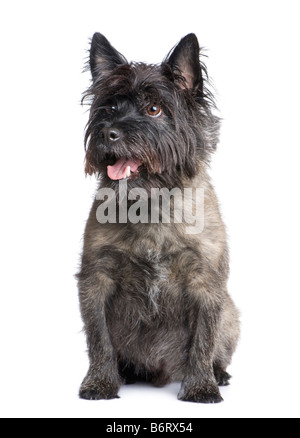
100;127;121;144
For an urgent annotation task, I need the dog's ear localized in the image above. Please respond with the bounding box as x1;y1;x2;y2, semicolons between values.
89;33;127;81
166;34;203;93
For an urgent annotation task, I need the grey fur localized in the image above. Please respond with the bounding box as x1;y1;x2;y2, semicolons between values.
77;33;240;403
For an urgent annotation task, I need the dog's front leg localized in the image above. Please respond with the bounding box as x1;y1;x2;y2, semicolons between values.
178;282;223;404
78;272;121;400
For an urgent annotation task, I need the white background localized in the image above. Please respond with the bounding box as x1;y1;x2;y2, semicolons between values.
1;0;300;419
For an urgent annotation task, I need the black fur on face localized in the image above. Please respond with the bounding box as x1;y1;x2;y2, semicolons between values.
83;33;220;192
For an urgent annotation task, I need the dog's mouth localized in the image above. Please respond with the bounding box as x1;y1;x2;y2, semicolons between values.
106;156;143;180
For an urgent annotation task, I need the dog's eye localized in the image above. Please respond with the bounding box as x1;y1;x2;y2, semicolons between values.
105;105;117;114
146;104;162;118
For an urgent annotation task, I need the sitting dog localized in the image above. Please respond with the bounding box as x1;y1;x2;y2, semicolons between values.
77;33;240;403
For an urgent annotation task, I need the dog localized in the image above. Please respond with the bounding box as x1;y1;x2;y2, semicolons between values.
77;32;240;403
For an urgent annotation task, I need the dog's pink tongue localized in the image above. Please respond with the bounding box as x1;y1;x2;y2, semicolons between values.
107;158;141;180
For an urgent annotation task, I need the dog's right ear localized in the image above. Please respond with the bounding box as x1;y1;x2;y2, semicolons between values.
89;33;127;81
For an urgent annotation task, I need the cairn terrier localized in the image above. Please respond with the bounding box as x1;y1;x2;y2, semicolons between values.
77;32;240;403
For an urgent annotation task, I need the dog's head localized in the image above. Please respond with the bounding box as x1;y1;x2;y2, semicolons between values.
83;33;219;191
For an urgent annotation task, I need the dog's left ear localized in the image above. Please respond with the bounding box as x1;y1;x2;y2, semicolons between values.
166;34;203;93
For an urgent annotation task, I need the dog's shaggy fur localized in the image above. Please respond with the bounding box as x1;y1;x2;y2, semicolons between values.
77;33;240;403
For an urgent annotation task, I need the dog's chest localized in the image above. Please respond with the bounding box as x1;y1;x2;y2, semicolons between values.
103;225;199;358
107;228;198;323
118;246;177;314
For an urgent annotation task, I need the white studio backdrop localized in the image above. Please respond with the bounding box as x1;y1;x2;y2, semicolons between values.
0;0;300;418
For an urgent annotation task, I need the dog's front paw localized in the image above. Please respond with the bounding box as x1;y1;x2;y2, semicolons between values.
79;375;120;400
178;380;223;404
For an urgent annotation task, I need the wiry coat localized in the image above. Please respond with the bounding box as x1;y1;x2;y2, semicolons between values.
77;33;240;403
